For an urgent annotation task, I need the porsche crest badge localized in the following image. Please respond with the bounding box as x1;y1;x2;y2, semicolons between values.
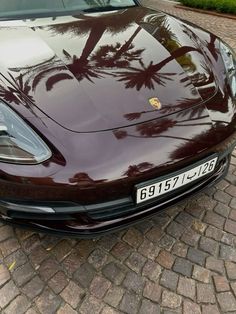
149;97;162;110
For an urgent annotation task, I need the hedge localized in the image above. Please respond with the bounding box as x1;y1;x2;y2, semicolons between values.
180;0;236;14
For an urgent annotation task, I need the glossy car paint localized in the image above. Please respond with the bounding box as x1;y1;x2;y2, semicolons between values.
0;5;236;236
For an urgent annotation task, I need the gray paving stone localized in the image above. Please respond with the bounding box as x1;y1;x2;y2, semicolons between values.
173;258;193;277
21;276;44;299
217;292;236;312
142;260;162;281
61;281;84;308
119;292;140;314
12;263;35;287
4;295;30;314
160;270;179;291
0;264;10;287
161;290;182;309
199;237;218;256
35;288;61;314
177;277;196;300
183;300;201;314
187;247;208;266
140;299;160;314
122;271;145;294
125;252;146;273
0;280;19;308
104;286;124;307
79;295;103;314
196;283;215;303
143;281;162;302
220;244;236;262
74;262;96;288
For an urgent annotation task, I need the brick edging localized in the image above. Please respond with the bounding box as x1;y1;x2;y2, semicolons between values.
175;4;236;20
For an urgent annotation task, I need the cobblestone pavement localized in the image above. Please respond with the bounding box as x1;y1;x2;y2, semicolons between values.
1;1;236;313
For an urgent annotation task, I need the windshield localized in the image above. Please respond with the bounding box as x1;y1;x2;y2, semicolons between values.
0;0;137;18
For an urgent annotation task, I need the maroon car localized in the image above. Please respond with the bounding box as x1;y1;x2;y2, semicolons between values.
0;0;235;237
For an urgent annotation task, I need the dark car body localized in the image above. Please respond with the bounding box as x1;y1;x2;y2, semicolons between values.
0;1;236;237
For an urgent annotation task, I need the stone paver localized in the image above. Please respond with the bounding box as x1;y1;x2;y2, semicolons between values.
0;1;236;313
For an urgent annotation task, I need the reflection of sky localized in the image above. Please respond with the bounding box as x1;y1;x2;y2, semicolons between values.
0;28;54;68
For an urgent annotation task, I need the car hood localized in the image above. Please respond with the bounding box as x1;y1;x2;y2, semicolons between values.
0;7;218;132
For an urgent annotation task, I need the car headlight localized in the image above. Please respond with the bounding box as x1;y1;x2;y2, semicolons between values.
220;41;236;98
0;102;51;164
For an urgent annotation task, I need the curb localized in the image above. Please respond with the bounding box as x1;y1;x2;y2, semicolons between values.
175;4;236;20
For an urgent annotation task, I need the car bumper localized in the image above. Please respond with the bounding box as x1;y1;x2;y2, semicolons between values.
0;141;234;238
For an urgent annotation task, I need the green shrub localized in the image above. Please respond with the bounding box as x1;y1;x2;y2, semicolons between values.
180;0;236;14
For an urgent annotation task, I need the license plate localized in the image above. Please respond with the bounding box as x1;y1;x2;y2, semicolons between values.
136;157;218;204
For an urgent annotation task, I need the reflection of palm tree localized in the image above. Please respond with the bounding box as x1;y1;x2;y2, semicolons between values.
111;14;203;92
62;20;108;82
47;8;142;36
0;72;48;124
114;45;202;91
0;84;19;105
206;34;218;61
91;42;144;69
124;110;155;121
124;107;211;122
124;162;154;177
114;128;194;142
137;119;176;136
113;117;211;142
115;61;176;90
69;172;106;187
63;49;105;83
91;26;144;69
162;97;206;118
191;60;215;88
0;72;35;110
9;55;73;93
42;9;146;85
182;25;218;61
63;22;145;82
